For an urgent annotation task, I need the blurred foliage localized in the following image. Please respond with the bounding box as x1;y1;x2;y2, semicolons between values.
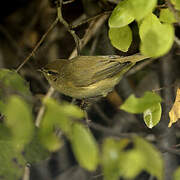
0;0;179;180
102;136;163;180
108;0;174;57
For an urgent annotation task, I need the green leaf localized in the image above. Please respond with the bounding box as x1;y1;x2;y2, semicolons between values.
128;0;157;20
23;129;50;164
0;69;31;100
119;150;145;178
102;136;163;180
143;103;162;128
109;0;134;28
102;138;129;180
120;91;162;113
0;141;26;180
39;100;64;151
174;167;180;180
133;136;163;180
0;124;12;140
59;102;84;119
70;123;99;171
3;96;34;150
159;8;177;23
109;26;132;52
0;100;5;113
40;98;84;151
139;13;174;57
171;0;180;10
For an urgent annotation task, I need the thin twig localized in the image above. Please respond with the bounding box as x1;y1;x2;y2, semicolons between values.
22;165;30;180
63;0;75;4
57;0;80;55
174;36;180;47
126;58;155;76
152;83;176;92
70;11;111;29
93;104;111;124
35;86;55;127
70;13;109;58
16;18;59;72
89;121;134;138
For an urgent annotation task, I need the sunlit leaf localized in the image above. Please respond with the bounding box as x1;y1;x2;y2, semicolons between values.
169;88;180;127
159;8;177;23
109;26;132;52
39;99;65;151
102;138;129;180
139;13;174;57
40;98;84;151
59;102;84;119
109;0;134;28
102;136;163;180
119;150;145;178
133;136;163;180
128;0;157;20
120;91;162;113
143;103;162;128
70;123;99;171
3;96;34;150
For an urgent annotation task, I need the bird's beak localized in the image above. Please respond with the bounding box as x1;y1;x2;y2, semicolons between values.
37;68;44;73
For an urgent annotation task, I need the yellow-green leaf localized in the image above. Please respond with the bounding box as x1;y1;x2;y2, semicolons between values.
128;0;157;20
119;150;145;178
109;0;134;28
0;69;31;99
133;136;163;180
120;91;162;113
174;167;180;180
70;123;99;171
160;8;177;23
139;13;174;57
4;96;34;150
143;103;162;128
102;138;129;180
109;26;132;52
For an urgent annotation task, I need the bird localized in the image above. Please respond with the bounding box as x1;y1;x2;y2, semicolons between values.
40;54;148;99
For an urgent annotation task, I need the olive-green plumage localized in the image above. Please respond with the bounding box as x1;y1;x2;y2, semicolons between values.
41;54;148;99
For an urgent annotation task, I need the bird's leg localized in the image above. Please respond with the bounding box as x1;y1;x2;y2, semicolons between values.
79;99;91;126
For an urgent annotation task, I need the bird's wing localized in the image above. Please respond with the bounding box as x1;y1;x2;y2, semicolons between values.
63;56;131;87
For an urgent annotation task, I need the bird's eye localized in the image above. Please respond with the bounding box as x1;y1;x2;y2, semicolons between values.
47;70;59;76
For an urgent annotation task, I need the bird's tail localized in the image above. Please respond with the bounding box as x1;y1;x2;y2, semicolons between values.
117;53;149;63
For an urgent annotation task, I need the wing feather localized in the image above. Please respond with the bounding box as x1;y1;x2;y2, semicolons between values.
63;56;131;87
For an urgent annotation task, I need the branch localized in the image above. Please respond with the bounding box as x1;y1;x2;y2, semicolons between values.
57;0;80;55
16;18;59;72
22;165;30;180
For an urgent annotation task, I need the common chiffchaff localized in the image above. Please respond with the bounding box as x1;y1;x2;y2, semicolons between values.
41;54;148;99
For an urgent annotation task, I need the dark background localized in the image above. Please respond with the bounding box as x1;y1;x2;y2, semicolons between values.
0;0;180;180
